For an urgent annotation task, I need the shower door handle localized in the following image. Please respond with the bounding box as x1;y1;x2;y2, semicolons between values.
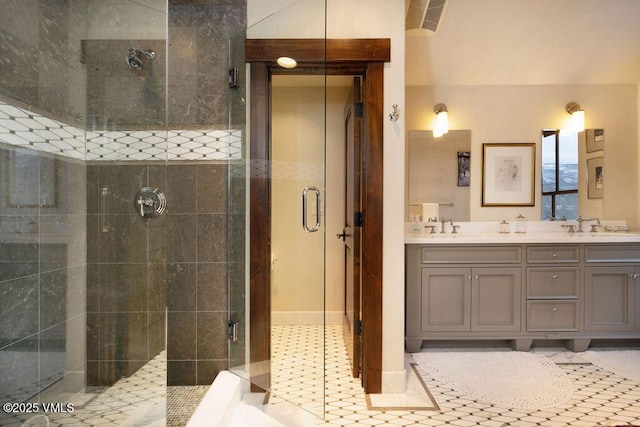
302;186;321;233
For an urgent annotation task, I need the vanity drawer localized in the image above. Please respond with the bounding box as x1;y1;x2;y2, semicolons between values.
527;300;579;332
585;245;640;263
527;267;580;299
527;246;580;263
421;246;521;264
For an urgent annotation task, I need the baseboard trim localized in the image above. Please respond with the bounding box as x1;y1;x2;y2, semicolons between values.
382;368;407;394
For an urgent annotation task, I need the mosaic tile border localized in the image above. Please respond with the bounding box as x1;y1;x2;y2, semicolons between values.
0;100;243;161
0;100;85;160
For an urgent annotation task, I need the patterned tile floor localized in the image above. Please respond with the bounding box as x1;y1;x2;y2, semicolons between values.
5;327;640;426
2;352;167;426
268;325;640;427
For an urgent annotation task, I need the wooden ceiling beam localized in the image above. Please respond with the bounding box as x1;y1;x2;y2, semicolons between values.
246;38;390;63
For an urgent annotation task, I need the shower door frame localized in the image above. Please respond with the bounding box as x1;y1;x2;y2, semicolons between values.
246;38;389;394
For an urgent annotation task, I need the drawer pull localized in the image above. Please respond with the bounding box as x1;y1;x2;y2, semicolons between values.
551;307;558;312
552;274;559;279
551;253;558;258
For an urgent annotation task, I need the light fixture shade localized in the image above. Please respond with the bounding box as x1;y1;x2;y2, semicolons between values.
433;103;449;137
565;102;585;133
276;56;297;68
571;109;585;133
437;110;449;134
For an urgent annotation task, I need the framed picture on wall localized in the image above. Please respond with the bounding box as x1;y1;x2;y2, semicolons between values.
457;151;470;187
482;143;535;206
585;128;604;153
587;156;604;199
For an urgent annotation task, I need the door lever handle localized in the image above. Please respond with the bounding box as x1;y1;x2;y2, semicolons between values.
336;229;352;241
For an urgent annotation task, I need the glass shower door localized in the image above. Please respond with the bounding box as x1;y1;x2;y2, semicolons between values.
228;0;329;419
269;73;327;417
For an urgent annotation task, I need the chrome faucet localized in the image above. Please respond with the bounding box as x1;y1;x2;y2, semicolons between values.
577;216;600;233
440;218;453;234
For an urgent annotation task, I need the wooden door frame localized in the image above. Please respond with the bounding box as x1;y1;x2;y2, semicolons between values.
246;38;389;394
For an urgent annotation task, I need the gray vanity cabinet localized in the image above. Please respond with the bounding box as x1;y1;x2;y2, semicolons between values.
584;266;637;332
583;245;640;332
471;267;522;332
406;242;640;352
526;246;581;333
418;267;521;333
419;267;471;332
406;245;522;352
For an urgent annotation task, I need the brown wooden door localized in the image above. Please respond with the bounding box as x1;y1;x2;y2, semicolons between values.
342;77;363;378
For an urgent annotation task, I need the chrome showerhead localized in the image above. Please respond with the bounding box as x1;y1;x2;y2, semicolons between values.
126;48;155;70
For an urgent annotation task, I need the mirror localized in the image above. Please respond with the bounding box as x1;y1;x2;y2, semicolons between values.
408;128;606;224
541;129;604;221
408;130;471;221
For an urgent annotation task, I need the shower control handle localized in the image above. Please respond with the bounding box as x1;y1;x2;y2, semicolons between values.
134;187;167;218
137;197;156;216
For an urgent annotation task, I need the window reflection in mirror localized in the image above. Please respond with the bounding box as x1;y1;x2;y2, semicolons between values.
541;129;578;220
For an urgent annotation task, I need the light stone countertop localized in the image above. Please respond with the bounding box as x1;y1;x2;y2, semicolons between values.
405;221;640;244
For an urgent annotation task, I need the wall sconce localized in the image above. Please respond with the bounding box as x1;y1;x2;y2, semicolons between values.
433;103;449;137
565;102;585;133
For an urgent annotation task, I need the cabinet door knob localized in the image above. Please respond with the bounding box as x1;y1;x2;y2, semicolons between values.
633;273;639;279
552;274;559;279
551;307;558;312
551;253;558;258
468;275;472;280
474;275;480;280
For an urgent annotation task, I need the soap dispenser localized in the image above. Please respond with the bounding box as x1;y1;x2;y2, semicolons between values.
515;214;527;234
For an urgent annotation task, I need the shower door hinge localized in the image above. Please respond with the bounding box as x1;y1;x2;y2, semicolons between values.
227;321;238;342
229;68;239;88
355;319;362;336
354;211;364;227
355;102;363;118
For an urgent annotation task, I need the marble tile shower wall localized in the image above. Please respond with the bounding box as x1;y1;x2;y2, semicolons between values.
82;0;247;387
165;0;246;387
0;0;89;414
1;0;247;398
0;0;88;128
85;161;245;387
0;142;87;411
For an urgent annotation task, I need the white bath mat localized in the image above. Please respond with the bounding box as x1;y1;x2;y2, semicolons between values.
580;350;640;383
413;350;573;410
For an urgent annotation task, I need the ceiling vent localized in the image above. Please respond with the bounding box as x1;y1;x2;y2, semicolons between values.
406;0;448;33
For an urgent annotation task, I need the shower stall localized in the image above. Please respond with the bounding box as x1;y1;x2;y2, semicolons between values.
0;0;247;424
0;0;350;424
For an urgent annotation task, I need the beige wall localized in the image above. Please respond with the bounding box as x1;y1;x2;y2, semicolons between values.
327;0;407;393
638;84;640;228
405;84;639;228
